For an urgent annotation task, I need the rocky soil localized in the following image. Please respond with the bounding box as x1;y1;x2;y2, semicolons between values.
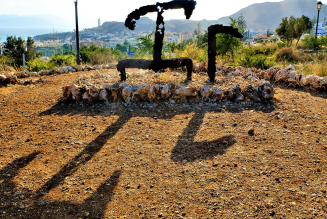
0;68;327;218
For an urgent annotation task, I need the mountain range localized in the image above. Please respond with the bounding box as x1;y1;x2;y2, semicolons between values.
216;0;327;31
88;0;327;34
27;0;327;40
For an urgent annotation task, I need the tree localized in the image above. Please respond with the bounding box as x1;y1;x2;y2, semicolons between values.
194;23;204;47
302;34;321;50
276;15;313;47
62;44;72;55
3;36;38;67
276;16;296;46
115;44;128;53
166;41;178;53
136;31;155;54
237;14;247;38
294;15;313;46
123;39;130;47
215;17;242;58
25;37;41;60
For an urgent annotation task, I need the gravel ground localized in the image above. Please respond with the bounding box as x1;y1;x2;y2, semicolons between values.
0;69;327;218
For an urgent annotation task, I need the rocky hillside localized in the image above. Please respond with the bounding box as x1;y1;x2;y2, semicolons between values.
217;0;327;31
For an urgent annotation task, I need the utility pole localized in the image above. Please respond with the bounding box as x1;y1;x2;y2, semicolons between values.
74;0;82;65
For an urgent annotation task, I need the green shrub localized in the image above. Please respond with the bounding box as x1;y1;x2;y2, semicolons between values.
26;58;55;72
237;54;274;69
89;51;113;65
302;35;321;50
241;46;276;56
277;42;287;49
49;55;76;66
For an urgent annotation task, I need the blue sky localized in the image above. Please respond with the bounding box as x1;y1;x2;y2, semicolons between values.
0;0;324;28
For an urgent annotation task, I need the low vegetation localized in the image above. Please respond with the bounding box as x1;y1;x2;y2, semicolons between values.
2;15;327;78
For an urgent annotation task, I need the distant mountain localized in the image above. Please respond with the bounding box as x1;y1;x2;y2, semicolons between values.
0;14;71;28
216;0;327;31
33;0;327;41
86;0;327;33
96;17;218;33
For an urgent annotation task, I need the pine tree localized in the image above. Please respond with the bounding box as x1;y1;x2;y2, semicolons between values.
237;14;247;38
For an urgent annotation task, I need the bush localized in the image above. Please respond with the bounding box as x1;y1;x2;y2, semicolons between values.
89;51;113;65
241;46;276;56
302;35;321;50
26;58;55;72
237;54;274;69
277;42;287;49
49;55;76;66
179;43;208;62
275;47;300;62
235;45;276;69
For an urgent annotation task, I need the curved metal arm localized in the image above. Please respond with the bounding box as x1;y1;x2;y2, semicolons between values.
207;24;243;82
125;0;197;30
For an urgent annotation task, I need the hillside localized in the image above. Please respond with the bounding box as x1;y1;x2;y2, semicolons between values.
217;0;327;31
96;17;217;33
33;0;327;40
82;0;327;33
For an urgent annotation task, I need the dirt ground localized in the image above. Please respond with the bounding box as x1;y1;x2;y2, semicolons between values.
0;69;327;219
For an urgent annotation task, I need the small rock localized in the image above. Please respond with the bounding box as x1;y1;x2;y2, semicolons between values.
39;200;49;206
248;129;255;136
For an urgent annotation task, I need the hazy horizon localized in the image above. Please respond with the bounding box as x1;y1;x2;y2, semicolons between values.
1;0;289;29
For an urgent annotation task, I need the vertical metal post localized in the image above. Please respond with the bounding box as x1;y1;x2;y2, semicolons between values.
75;0;82;65
23;54;26;71
153;10;165;62
316;9;321;38
207;26;217;82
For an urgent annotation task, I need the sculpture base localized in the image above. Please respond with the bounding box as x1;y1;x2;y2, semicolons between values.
117;58;193;81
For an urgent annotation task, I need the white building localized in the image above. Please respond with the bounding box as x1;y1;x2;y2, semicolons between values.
104;38;122;48
128;38;139;47
312;23;326;35
0;43;4;55
246;30;260;39
167;36;179;44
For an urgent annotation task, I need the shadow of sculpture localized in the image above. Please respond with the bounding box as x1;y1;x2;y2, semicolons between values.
36;115;129;197
117;0;197;81
0;151;121;219
171;113;237;162
0;99;275;218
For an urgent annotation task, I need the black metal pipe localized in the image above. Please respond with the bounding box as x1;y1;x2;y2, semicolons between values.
316;9;321;38
75;1;81;65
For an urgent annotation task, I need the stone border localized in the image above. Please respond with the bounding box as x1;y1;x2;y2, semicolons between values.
62;81;275;104
0;64;117;86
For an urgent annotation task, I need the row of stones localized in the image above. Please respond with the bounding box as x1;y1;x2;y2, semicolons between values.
224;65;327;91
0;64;117;86
62;81;275;103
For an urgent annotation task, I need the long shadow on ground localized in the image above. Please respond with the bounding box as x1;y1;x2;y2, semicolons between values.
0;100;276;218
170;113;237;162
0;152;121;219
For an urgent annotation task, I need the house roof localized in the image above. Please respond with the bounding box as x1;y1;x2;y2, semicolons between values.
254;33;268;40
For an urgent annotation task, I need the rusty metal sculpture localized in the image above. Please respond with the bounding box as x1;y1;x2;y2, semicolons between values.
117;0;197;81
207;25;243;82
